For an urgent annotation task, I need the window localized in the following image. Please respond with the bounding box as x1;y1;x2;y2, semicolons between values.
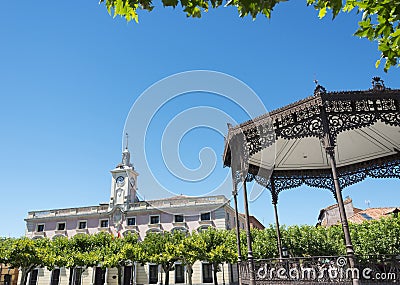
202;263;213;283
146;228;162;234
29;269;38;285
171;227;187;234
198;225;211;232
150;215;159;224
50;269;60;285
127;217;136;226
36;224;44;232
57;223;66;231
200;212;211;221
226;212;230;221
69;268;82;285
175;264;184;283
100;220;109;228
94;267;105;285
174;215;184;223
123;230;137;238
78;221;87;229
149;265;158;284
4;274;11;285
123;266;133;285
360;213;373;220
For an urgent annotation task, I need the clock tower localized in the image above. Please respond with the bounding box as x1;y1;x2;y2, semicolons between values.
109;145;139;211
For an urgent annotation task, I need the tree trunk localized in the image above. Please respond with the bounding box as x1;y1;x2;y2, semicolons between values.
212;264;218;285
186;265;193;285
19;268;29;285
165;270;170;285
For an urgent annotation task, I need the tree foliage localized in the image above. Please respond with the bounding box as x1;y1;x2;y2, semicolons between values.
241;216;400;259
1;216;399;285
99;0;400;71
44;236;71;269
309;0;400;71
0;238;9;264
141;231;186;285
196;228;237;285
180;231;205;285
350;214;400;256
3;237;50;285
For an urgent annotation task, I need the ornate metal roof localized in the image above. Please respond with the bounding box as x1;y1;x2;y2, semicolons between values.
223;78;400;200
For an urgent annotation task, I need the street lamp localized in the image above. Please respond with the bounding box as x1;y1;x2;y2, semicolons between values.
282;247;289;258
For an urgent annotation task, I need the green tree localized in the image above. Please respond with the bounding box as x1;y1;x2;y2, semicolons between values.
0;238;9;264
197;228;237;285
251;227;279;259
100;0;399;71
43;236;71;269
68;234;99;268
141;231;185;285
281;224;344;257
180;231;205;285
101;232;140;285
4;237;50;285
122;233;146;264
351;215;400;256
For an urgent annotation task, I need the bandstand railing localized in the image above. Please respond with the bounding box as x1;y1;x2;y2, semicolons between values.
239;255;400;285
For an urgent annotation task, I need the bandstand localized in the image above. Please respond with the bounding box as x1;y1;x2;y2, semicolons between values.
223;78;400;285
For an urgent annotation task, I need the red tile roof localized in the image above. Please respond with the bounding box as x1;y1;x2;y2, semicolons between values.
348;207;399;223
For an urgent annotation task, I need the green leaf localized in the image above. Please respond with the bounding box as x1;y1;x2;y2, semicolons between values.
318;7;327;19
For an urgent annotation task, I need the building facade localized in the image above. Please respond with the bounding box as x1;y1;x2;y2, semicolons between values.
24;147;258;285
317;197;399;226
0;265;18;285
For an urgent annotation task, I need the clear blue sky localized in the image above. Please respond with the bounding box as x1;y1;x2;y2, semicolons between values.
0;0;399;237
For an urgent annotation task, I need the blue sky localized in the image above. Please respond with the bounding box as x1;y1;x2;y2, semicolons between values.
0;0;399;237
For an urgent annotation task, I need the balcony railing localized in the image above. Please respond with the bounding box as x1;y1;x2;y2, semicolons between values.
27;205;109;219
239;255;400;284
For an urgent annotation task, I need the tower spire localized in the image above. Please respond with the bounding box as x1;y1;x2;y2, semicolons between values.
122;133;131;167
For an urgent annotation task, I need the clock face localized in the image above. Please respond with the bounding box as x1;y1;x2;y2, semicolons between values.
116;176;125;186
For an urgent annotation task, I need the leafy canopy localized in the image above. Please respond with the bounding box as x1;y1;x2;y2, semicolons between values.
100;0;400;71
4;237;50;270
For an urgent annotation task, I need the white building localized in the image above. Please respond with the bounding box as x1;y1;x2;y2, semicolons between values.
24;147;255;285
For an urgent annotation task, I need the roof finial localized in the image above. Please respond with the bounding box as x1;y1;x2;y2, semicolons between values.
372;77;385;91
313;79;326;96
125;133;129;149
121;133;132;167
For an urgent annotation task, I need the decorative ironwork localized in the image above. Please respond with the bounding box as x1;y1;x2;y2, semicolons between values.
328;113;377;138
243;151;400;203
239;255;400;285
225;86;400;166
244;125;275;157
274;105;323;142
224;82;400;198
380;112;400;126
